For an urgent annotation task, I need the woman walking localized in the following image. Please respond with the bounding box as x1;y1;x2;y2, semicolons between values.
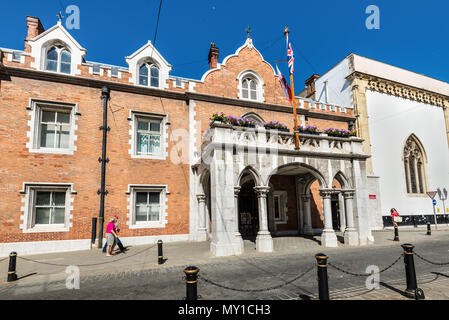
106;217;118;257
390;208;401;227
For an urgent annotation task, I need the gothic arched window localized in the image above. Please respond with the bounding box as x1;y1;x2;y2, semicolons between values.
242;77;258;100
139;62;159;88
45;46;71;74
403;135;426;194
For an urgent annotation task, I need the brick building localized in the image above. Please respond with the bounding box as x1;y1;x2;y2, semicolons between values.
0;17;372;257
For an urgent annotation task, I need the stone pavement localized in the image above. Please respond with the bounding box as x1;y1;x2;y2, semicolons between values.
1;226;449;300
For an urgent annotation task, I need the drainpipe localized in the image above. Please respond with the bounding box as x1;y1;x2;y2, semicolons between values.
97;86;110;248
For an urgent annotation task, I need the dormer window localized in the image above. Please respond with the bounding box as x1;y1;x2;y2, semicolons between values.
139;63;159;88
45;46;71;74
242;77;258;100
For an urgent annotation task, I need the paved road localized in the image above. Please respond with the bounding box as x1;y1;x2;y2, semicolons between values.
2;233;449;300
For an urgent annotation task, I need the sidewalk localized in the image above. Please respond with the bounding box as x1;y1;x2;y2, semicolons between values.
2;227;448;288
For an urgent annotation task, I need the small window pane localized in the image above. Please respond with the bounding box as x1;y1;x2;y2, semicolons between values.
150;122;161;132
135;206;148;222
60;62;71;74
12;52;21;61
137;133;149;154
148;205;160;221
138;121;149;131
57;112;70;124
93;64;100;74
149;135;161;153
61;51;71;63
41;124;56;148
242;80;249;89
57;127;70;149
136;192;148;205
148;192;159;204
53;192;66;206
250;80;257;90
111;67;119;77
52;208;65;224
242;89;248;99
35;208;51;224
250;90;257;100
42;111;56;123
36;192;51;205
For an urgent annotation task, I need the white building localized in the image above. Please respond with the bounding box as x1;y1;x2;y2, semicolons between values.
312;54;449;228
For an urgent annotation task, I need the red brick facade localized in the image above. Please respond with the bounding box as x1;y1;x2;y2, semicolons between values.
0;17;355;251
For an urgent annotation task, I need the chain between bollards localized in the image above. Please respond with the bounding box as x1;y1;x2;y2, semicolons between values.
426;222;431;236
184;266;199;301
401;243;423;299
158;240;164;265
7;252;18;282
315;253;329;300
393;225;400;241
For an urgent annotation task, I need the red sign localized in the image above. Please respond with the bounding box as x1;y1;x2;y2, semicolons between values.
369;195;376;199
427;191;437;200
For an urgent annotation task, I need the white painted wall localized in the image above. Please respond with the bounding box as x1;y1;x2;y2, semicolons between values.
314;57;352;108
366;90;449;217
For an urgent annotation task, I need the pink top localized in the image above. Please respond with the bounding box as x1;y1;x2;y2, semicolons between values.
391;211;399;217
106;222;116;234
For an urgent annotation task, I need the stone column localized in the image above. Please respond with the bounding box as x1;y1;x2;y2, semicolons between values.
195;194;208;242
301;194;313;235
254;186;273;252
233;186;244;254
342;190;359;246
320;189;338;247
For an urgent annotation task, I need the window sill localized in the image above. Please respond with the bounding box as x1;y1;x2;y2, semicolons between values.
23;225;70;233
131;154;166;160
29;148;75;155
129;222;166;229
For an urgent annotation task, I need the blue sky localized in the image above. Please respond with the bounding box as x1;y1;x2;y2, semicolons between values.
1;0;448;87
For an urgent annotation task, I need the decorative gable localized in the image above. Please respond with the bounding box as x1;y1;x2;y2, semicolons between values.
27;21;87;75
125;41;172;89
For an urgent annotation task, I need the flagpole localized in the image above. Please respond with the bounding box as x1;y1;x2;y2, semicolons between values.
284;27;300;150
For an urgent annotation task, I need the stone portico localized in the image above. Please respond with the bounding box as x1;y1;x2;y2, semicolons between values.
194;123;373;257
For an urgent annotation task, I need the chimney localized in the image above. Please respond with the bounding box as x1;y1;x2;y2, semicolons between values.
305;74;320;99
208;43;219;69
25;16;45;53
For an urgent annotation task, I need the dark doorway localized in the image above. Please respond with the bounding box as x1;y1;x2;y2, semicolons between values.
238;179;259;240
331;195;341;231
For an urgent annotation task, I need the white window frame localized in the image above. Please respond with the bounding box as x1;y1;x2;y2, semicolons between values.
44;46;72;74
129;111;168;160
126;185;169;229
26;99;79;155
237;70;265;102
138;62;160;88
12;51;22;62
20;183;76;233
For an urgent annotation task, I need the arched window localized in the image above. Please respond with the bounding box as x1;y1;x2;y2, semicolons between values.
404;135;426;194
240;112;265;127
45;46;71;74
139;62;159;88
242;77;258;100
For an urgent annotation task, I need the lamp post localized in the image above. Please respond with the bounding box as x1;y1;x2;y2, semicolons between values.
437;188;448;225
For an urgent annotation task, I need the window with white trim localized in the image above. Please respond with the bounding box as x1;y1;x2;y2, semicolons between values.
128;186;168;229
20;183;75;233
137;118;162;155
241;77;258;100
45;46;71;74
12;51;22;62
28;100;78;155
139;62;159;87
130;111;167;160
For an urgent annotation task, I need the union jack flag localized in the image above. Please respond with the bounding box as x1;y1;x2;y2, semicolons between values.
286;35;294;75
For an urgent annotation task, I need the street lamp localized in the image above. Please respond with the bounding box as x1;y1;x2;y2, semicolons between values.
437;188;448;225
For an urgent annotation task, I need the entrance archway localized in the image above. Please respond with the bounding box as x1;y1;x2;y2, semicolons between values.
238;175;259;240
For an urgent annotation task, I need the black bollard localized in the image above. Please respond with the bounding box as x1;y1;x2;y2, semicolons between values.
426;222;431;236
315;253;330;300
157;240;164;265
184;266;199;301
7;252;18;282
91;217;98;245
394;225;400;241
401;244;418;298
